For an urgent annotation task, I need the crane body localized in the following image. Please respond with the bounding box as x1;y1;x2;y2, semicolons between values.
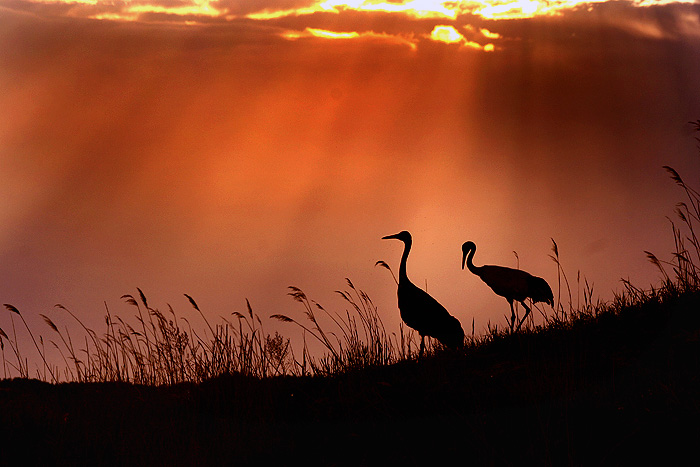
462;241;553;331
384;231;464;356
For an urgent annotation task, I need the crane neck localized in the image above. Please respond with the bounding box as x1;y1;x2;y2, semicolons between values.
465;246;480;275
398;238;412;284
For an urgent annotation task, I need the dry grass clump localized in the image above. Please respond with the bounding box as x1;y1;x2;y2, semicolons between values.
0;278;438;383
2;289;296;384
271;279;423;376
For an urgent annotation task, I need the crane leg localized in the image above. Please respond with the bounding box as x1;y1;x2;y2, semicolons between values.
508;300;516;332
419;335;425;358
517;302;532;331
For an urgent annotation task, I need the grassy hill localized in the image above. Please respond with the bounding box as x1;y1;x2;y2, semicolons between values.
1;286;698;466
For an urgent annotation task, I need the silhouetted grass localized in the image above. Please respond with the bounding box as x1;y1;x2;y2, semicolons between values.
272;281;387;375
1;289;298;384
1;273;452;383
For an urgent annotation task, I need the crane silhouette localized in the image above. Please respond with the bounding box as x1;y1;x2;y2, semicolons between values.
383;231;464;357
461;241;553;332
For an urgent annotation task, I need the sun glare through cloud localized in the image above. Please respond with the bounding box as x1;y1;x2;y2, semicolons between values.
9;0;698;52
15;0;700;25
428;25;496;50
430;25;465;43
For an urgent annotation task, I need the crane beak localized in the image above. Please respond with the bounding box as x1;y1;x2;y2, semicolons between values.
382;233;400;240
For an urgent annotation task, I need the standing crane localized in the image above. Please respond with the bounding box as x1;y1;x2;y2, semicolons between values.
383;231;464;357
461;241;553;332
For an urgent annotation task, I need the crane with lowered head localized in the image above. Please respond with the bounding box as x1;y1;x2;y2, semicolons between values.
461;240;553;332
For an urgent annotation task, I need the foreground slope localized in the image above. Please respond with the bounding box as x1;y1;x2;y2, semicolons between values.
1;290;699;465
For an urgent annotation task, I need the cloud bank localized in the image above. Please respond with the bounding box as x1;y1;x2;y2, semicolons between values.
2;0;699;53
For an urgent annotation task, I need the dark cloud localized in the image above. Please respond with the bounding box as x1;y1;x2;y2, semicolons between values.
472;3;700;42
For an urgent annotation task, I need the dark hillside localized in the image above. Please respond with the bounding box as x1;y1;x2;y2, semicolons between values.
1;289;699;466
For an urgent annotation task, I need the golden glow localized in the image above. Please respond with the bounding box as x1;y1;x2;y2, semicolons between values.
307;28;360;39
429;25;495;51
91;12;139;21
339;0;459;19
475;0;540;19
479;28;502;39
30;0;99;4
246;4;333;20
430;25;465;43
76;0;223;21
248;1;457;20
283;27;418;50
127;2;221;18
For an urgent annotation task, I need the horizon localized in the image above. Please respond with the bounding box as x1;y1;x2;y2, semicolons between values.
1;0;700;372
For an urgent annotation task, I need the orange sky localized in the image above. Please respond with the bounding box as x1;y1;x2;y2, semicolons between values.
1;0;700;373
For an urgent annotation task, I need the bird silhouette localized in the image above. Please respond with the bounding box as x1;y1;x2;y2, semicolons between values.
461;241;553;332
383;231;464;357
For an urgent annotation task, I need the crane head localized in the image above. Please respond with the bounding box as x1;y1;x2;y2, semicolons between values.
461;241;476;269
382;231;412;243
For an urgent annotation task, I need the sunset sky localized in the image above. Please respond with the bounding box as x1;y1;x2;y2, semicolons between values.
1;0;700;369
